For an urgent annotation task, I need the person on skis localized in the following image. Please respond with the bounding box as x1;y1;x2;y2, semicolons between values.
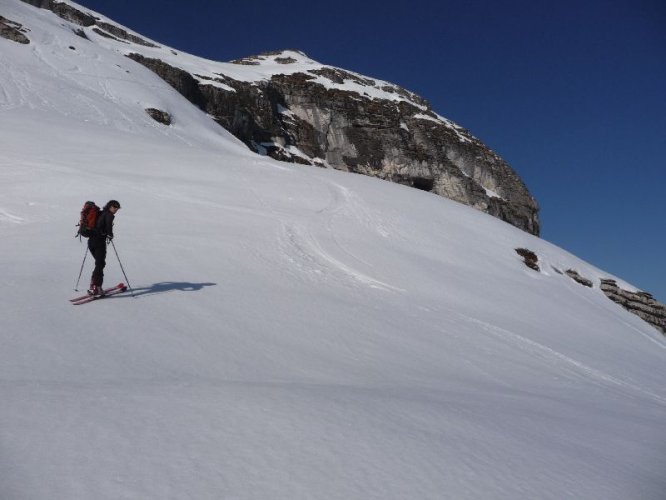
88;200;121;296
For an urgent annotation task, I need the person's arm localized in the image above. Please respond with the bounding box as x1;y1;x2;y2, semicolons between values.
103;212;114;239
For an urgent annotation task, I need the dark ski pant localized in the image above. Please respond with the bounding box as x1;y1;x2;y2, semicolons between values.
88;236;107;287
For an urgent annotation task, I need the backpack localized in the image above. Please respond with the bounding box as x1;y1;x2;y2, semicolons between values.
76;201;101;238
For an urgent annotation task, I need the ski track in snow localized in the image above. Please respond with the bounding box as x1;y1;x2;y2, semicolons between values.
462;315;666;406
5;28;199;145
143;158;405;293
121;167;401;293
0;72;15;107
278;179;405;293
0;208;25;224
564;276;666;351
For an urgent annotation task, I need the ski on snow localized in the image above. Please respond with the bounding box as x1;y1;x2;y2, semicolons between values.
70;283;125;302
70;283;127;305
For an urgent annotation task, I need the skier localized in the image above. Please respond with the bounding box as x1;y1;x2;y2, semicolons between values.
88;200;121;296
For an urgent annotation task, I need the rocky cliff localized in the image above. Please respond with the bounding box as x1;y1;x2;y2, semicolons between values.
17;0;540;235
129;51;541;235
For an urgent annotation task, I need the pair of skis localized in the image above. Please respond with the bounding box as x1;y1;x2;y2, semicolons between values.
70;283;127;305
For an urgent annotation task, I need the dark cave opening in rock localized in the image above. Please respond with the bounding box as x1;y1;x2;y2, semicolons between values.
412;177;434;192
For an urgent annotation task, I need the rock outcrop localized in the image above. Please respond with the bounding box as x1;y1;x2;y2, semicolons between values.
16;0;52;9
0;15;30;44
514;252;663;334
95;21;158;47
565;269;593;288
600;280;665;334
145;108;172;125
515;248;540;271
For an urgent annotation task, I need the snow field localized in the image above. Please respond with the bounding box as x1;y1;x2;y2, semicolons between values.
1;1;665;498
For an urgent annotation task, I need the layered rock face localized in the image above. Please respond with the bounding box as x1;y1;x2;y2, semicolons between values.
17;0;540;235
0;15;30;44
600;280;666;334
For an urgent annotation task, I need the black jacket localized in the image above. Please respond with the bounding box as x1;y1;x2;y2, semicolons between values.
94;210;115;239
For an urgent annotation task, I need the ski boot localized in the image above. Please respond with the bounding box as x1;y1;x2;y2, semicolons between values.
87;284;105;297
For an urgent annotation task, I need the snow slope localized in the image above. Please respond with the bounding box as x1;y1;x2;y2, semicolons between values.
1;1;665;499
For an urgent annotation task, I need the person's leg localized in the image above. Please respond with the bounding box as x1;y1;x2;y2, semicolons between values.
89;238;107;289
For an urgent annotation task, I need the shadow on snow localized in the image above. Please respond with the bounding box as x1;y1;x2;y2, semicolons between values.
114;281;217;298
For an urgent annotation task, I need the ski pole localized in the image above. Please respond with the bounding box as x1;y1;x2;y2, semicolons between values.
74;247;88;291
110;239;135;297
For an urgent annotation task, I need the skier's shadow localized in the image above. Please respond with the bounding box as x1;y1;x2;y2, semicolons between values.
120;281;217;298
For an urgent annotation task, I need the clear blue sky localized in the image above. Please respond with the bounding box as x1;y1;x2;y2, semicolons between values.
77;0;665;301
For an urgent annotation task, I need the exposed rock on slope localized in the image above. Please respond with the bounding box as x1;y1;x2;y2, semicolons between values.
601;280;666;334
515;248;540;271
565;269;593;288
515;247;665;334
0;15;30;44
145;108;172;125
